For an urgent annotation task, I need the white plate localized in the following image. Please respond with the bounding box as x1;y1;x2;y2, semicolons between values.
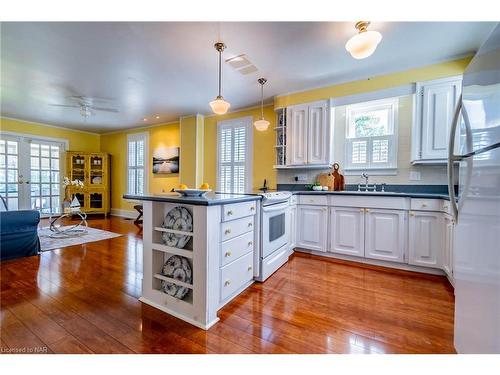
174;189;211;197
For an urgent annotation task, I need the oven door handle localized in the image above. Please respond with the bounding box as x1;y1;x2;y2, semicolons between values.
262;202;289;212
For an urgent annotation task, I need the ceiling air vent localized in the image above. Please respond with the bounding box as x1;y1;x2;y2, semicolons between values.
225;54;258;75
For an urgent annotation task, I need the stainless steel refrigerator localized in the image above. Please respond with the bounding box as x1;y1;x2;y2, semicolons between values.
448;23;500;353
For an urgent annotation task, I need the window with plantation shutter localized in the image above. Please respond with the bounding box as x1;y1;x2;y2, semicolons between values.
217;117;253;193
127;133;148;195
345;98;398;170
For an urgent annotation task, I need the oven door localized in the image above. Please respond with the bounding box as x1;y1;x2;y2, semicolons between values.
262;201;290;258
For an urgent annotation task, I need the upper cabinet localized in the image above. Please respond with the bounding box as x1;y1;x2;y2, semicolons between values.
285;100;332;167
412;76;462;164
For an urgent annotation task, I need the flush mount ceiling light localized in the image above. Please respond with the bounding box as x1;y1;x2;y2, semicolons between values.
209;42;231;115
254;78;270;132
345;21;382;60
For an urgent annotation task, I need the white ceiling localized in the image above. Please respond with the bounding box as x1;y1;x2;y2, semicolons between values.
0;22;496;133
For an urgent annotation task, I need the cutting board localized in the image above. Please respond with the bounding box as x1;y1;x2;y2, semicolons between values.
332;163;345;191
317;172;335;191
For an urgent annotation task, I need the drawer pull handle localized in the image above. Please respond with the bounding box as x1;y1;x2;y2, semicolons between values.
248;241;253;246
225;251;232;257
248;222;253;227
409;211;415;217
365;208;370;213
227;210;233;216
224;280;231;286
250;207;255;211
247;265;252;271
225;228;231;234
360;208;364;212
421;203;427;208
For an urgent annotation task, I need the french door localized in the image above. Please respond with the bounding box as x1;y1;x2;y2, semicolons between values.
0;133;65;216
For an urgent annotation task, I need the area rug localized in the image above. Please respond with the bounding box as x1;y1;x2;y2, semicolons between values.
38;226;123;252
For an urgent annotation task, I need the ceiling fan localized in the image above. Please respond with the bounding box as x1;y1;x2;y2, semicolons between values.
49;96;118;118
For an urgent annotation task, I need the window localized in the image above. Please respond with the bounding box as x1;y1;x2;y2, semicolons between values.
217;117;253;193
127;133;148;195
345;98;398;170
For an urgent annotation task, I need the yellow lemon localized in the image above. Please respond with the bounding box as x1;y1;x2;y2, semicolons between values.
178;184;188;190
199;183;210;190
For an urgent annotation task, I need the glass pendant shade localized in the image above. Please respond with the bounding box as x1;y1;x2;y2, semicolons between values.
345;22;382;60
209;95;231;115
254;118;270;131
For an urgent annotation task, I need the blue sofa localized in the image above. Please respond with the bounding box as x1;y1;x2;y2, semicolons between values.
0;210;41;261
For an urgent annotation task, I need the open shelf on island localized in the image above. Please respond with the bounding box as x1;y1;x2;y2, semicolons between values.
151;243;193;258
154;227;194;237
154;273;193;289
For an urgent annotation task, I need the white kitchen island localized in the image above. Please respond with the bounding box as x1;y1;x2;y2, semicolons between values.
123;192;261;329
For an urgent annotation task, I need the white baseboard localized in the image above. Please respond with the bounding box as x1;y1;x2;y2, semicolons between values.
110;208;137;219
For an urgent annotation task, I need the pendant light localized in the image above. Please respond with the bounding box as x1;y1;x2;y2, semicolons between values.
345;21;382;60
209;42;231;115
254;78;270;131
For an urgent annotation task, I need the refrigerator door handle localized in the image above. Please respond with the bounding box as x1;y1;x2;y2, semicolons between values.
447;96;462;221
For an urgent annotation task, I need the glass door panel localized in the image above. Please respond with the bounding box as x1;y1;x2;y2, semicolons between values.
89;155;104;186
0;139;19;210
70;154;86;183
30;142;61;215
89;192;103;209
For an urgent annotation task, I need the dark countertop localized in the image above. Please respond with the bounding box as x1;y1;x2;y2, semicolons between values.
123;192;262;206
288;190;450;200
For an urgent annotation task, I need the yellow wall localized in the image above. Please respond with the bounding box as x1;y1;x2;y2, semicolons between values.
203;105;277;191
100;122;180;211
179;115;204;188
274;56;472;108
0;117;100;152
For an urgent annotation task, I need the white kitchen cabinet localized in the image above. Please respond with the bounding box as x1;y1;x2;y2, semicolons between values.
443;214;454;279
286;103;308;165
365;209;406;263
412;75;462;164
329;207;365;257
408;211;444;268
289;204;297;251
286;100;331;166
296;205;328;252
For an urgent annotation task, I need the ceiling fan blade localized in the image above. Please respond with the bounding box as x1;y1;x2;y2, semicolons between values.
91;106;119;113
49;104;80;108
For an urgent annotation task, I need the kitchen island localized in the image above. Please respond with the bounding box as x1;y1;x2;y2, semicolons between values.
123;192;261;329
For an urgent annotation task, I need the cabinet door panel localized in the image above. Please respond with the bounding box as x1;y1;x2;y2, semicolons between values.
421;79;461;160
329;207;364;257
289;206;297;250
408;211;444;268
286;105;308;165
443;216;454;278
307;101;328;165
365;209;406;263
297;205;327;252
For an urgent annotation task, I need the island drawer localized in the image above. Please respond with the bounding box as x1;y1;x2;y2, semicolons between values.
220;251;253;302
222;201;256;222
221;215;254;241
410;198;444;212
220;231;254;267
298;194;328;206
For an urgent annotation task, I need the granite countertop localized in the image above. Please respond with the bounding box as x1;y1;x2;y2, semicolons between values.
288;190;450;200
123;192;262;206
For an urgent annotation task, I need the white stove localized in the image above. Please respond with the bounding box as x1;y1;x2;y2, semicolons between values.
254;190;292;281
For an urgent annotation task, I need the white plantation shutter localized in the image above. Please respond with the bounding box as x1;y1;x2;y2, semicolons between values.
345;98;398;170
127;133;148;195
217;117;253;193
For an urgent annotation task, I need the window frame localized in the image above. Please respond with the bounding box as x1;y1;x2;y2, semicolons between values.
216;116;253;193
127;132;149;195
344;98;399;172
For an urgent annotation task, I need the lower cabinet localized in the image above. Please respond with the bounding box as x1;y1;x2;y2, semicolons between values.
329;207;365;257
364;209;406;263
443;215;454;278
296;205;328;252
408;211;444;268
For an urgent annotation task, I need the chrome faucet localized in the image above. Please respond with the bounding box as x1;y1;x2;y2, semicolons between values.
361;172;369;185
358;172;377;192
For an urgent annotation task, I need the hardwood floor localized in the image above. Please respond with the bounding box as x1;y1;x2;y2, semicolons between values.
0;216;456;354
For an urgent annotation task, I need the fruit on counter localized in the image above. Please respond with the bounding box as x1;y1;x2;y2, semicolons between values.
199;182;210;190
178;184;188;190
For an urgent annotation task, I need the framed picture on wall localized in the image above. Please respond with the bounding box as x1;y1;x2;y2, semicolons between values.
152;147;180;174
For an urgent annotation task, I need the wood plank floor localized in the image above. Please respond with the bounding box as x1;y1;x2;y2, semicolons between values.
0;216;456;354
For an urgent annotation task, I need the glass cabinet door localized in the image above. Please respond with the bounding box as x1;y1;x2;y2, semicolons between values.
89;192;104;210
70;154;86;183
88;155;105;187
